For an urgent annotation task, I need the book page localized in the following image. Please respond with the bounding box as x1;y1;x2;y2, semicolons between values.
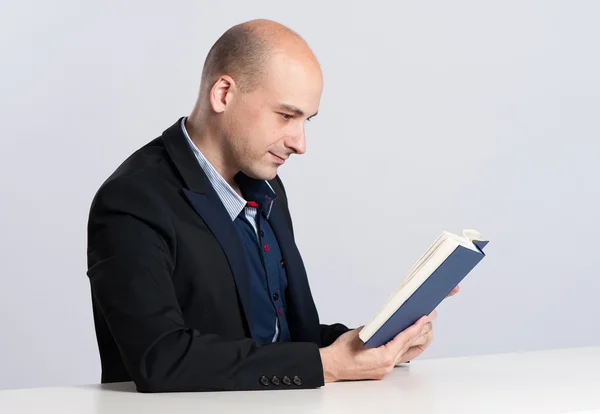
370;232;451;319
446;232;479;251
462;229;481;243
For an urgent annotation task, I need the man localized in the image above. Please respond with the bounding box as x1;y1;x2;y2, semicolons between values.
87;19;458;392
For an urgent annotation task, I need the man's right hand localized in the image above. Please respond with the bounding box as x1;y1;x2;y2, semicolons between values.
319;312;436;383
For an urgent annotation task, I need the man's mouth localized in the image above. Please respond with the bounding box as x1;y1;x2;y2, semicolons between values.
270;152;287;164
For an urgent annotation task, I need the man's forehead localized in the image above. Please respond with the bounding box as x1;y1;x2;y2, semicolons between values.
260;58;322;109
265;50;322;83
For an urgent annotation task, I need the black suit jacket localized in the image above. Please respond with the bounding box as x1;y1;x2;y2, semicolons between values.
86;118;350;392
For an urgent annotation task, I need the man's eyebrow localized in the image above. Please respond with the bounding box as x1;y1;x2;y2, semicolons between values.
277;103;318;118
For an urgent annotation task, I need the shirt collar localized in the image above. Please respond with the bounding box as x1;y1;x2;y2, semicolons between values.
235;172;278;218
181;117;277;220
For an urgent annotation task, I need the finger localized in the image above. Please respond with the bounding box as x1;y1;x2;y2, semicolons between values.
385;315;428;352
394;330;426;364
401;342;430;362
395;328;433;365
412;334;428;347
419;321;433;337
446;285;460;297
428;310;438;321
414;322;433;345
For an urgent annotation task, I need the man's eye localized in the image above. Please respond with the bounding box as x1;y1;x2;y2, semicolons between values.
280;113;291;121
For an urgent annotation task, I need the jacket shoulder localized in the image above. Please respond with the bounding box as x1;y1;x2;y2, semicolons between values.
269;175;294;236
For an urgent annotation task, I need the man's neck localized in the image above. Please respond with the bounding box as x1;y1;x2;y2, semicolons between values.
184;116;243;197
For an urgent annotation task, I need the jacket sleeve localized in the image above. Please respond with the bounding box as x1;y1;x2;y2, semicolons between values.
319;323;352;347
87;176;325;392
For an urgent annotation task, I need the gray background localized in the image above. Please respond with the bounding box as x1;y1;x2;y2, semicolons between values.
1;0;598;391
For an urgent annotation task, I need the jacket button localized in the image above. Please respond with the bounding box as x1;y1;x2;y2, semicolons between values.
293;376;302;386
273;292;279;301
260;376;270;386
282;376;292;386
260;230;265;237
271;376;280;386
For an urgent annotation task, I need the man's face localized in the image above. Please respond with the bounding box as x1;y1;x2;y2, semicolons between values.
223;53;323;180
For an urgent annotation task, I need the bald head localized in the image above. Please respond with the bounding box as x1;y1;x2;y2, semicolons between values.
188;20;323;184
200;19;320;95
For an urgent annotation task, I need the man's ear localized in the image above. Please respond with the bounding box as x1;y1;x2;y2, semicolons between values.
209;75;236;113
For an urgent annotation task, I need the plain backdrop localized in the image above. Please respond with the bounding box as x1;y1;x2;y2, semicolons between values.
1;0;599;391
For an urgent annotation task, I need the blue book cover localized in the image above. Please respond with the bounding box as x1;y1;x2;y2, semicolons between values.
362;237;488;348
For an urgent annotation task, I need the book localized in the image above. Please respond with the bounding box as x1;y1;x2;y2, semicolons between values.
359;229;488;348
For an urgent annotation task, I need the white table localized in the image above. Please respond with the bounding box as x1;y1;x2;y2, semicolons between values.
1;346;599;414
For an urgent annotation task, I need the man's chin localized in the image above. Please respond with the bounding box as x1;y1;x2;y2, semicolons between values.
260;169;278;181
241;166;278;181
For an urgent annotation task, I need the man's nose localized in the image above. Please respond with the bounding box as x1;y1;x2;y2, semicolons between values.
287;124;306;155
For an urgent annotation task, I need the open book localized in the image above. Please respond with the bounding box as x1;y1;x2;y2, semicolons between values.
359;229;489;347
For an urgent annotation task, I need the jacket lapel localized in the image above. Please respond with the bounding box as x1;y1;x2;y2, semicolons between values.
182;188;256;339
268;201;321;344
161;118;255;339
